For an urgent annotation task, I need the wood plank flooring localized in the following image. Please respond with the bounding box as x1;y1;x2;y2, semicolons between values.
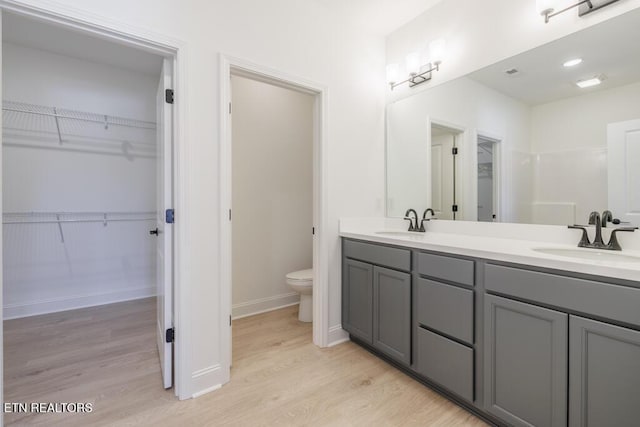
4;299;487;426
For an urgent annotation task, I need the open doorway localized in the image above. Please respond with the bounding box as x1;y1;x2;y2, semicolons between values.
219;57;329;378
477;135;501;222
1;10;177;422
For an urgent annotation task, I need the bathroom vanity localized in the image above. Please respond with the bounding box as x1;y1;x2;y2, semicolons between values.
340;221;640;427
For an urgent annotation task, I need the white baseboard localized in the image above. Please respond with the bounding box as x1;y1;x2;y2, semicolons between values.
232;292;300;319
3;286;156;320
191;364;223;398
328;324;349;347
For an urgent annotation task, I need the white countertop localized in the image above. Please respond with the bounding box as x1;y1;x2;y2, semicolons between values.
339;218;640;282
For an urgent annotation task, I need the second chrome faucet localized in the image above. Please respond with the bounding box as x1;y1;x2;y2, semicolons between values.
569;210;637;251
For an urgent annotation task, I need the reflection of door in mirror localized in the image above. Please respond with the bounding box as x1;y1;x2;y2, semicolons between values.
431;124;459;220
608;119;640;227
477;136;500;222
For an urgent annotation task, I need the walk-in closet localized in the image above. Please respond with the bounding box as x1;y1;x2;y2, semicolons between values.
2;12;173;418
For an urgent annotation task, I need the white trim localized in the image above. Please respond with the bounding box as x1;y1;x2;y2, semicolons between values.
0;0;192;400
231;293;300;319
191;384;222;399
3;287;156;320
219;56;330;386
327;325;349;347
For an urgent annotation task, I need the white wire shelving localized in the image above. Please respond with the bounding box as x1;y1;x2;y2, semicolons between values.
2;100;157;158
3;211;157;243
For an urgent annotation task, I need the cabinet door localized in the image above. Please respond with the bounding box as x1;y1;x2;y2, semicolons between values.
569;316;640;427
373;266;411;365
342;258;373;343
484;295;568;427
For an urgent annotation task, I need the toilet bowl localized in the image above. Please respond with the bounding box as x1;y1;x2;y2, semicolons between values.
286;269;313;322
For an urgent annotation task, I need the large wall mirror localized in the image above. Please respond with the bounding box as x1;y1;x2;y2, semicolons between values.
386;8;640;227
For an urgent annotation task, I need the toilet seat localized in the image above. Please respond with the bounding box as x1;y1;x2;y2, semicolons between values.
286;269;313;282
286;269;313;286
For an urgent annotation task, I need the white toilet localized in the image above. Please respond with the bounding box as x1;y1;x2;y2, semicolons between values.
286;269;313;322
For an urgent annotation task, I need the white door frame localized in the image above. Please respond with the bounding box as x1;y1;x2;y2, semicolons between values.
0;0;191;400
219;55;329;370
477;132;504;222
428;118;467;220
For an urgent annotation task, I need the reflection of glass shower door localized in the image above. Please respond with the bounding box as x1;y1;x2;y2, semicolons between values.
478;140;495;222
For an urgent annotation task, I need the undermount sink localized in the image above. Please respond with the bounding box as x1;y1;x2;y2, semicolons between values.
375;230;424;238
532;247;640;263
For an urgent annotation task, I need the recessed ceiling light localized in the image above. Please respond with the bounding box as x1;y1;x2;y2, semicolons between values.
563;58;583;67
576;77;602;88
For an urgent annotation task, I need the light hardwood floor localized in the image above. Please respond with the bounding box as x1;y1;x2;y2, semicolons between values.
4;299;487;426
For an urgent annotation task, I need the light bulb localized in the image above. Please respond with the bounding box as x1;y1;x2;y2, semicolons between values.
405;52;421;76
386;63;400;85
429;39;447;65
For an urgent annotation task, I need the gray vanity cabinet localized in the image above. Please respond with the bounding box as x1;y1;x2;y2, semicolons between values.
372;266;411;364
342;237;640;426
342;239;412;365
569;316;640;427
484;294;568;427
342;258;374;343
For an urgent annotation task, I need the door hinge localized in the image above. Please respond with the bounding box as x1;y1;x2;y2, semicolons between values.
229;102;232;114
312;227;315;235
165;327;175;343
452;147;458;155
452;204;459;212
165;209;175;224
229;315;232;326
229;209;232;221
165;89;174;104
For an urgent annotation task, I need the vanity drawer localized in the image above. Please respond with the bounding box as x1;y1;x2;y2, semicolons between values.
343;239;411;272
416;278;474;344
485;264;640;327
417;252;474;286
415;327;474;402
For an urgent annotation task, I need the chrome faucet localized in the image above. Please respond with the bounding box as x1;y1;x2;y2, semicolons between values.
418;208;436;232
568;210;638;250
587;211;606;248
404;209;419;232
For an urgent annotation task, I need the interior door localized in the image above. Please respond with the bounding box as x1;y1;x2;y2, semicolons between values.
155;58;173;389
431;133;454;220
608;119;640;226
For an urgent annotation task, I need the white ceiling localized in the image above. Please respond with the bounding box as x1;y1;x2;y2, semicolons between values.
2;12;163;76
469;7;640;106
319;0;444;35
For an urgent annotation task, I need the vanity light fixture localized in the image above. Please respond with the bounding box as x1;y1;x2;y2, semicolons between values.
387;38;446;90
538;0;619;24
563;58;583;67
576;76;602;88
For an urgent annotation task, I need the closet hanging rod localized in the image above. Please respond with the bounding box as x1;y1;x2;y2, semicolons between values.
3;217;155;225
2;106;156;130
4;211;156;216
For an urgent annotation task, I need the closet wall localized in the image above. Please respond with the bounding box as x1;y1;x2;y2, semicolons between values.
2;42;159;319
